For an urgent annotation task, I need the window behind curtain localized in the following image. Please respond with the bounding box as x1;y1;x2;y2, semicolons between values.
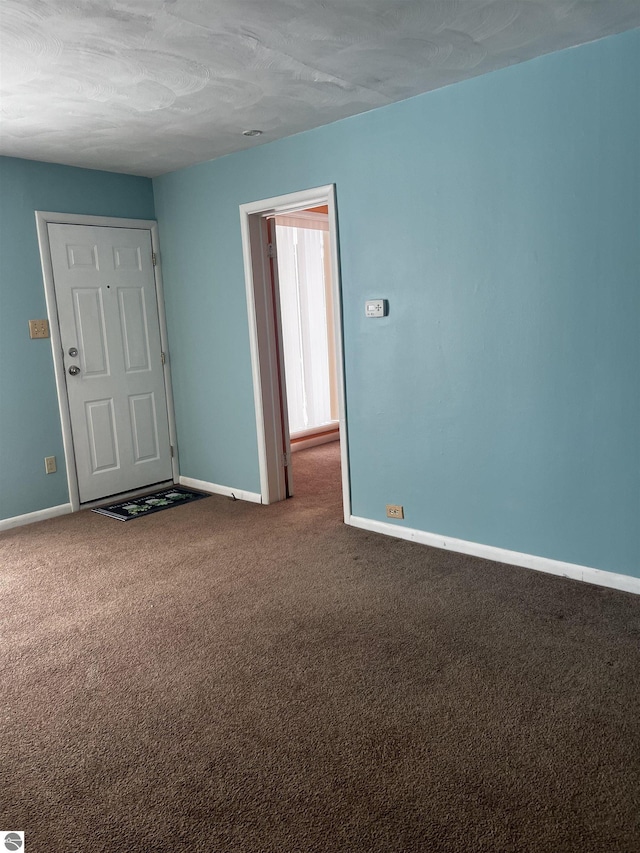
275;215;338;436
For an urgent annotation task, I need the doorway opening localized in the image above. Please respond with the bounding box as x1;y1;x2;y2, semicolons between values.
270;205;339;453
240;185;350;521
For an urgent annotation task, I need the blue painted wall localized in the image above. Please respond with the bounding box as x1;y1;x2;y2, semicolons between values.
154;29;640;578
0;157;154;520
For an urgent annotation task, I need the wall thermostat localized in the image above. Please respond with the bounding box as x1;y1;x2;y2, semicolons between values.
365;299;387;318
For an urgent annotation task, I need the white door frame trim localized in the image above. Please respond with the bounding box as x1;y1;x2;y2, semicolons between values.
239;185;351;520
35;210;179;512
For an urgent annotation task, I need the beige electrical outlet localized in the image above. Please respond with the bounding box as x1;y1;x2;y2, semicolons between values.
29;319;50;339
386;504;404;519
44;456;57;474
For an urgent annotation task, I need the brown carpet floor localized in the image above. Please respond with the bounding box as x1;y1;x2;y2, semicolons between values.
1;443;639;852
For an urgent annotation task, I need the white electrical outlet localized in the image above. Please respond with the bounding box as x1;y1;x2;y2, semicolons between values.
365;299;387;318
44;456;57;474
386;504;404;519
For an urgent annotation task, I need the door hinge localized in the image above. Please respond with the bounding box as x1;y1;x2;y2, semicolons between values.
283;451;290;467
267;242;276;259
161;351;166;366
152;252;158;266
170;445;174;457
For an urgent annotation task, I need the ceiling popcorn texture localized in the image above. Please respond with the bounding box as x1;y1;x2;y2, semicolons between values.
1;0;639;176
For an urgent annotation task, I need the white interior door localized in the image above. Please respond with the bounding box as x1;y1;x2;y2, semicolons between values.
47;223;173;503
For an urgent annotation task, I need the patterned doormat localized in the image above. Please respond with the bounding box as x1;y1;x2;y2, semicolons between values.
92;486;208;521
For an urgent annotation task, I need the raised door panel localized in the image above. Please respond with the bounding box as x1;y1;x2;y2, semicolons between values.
118;287;151;373
129;393;160;463
72;288;110;377
85;399;120;473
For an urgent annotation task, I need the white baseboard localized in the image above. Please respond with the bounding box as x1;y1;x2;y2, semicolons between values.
0;503;73;532
291;422;339;440
349;515;640;596
179;476;262;504
291;431;340;452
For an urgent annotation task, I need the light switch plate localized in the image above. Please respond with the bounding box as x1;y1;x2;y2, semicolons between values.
365;299;387;318
29;319;50;339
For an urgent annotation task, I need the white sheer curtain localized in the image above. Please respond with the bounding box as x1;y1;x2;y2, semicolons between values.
275;218;338;436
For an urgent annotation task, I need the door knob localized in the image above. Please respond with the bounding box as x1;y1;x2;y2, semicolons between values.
68;365;81;376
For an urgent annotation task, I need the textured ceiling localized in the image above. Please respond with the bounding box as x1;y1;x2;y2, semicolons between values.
1;1;640;177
